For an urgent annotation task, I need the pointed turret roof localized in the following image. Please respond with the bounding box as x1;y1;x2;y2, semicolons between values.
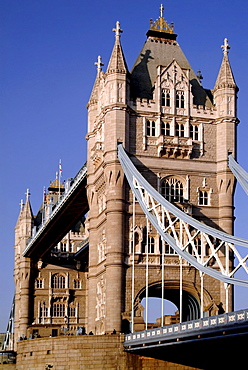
16;189;33;226
214;38;238;91
106;21;128;74
87;56;104;106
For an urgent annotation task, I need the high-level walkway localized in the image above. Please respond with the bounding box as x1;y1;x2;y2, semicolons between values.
23;163;88;259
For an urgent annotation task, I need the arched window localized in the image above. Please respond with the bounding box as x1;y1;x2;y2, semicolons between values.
161;89;166;106
181;93;185;108
161;121;166;136
175;123;184;137
161;122;170;136
40;305;48;318
161;89;170;107
176;91;185;108
176;93;180;108
52;274;65;289
160;121;165;135
161;178;184;203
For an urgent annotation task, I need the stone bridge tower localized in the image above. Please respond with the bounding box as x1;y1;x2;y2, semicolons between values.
86;7;238;334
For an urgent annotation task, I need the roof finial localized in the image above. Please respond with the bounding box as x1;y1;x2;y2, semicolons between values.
113;21;123;39
150;5;174;34
95;55;104;73
25;188;30;202
160;4;164;18
221;38;230;57
20;199;24;211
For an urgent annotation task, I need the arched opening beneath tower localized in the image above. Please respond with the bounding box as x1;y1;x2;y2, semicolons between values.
134;282;201;330
141;297;179;325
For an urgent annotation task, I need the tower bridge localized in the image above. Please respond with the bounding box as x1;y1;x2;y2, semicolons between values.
4;5;248;369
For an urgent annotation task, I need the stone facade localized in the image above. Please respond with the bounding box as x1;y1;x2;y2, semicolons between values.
86;13;238;335
12;8;238;369
14;335;200;370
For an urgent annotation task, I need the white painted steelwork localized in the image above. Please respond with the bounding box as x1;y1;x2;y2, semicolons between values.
118;144;248;287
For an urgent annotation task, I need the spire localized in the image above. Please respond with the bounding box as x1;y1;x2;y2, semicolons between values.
16;189;33;228
23;188;33;219
214;38;237;91
107;21;128;74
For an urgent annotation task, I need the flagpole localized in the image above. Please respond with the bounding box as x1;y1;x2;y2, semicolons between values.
59;159;62;201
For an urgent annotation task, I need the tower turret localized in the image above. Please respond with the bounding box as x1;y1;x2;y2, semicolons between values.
14;190;34;347
213;38;238;118
86;21;130;334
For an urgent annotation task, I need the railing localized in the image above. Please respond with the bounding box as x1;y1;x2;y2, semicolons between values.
124;309;248;346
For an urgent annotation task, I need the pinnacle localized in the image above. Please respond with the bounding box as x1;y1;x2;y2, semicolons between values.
214;39;237;91
107;21;128;74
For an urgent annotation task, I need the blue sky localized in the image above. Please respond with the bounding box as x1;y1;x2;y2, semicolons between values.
1;0;248;331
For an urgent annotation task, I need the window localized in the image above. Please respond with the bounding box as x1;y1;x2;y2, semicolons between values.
165;242;176;255
148;237;155;253
190;125;199;141
40;305;48;318
160;234;176;254
199;190;209;206
175;123;184;137
74;279;81;289
188;238;201;256
161;122;170;136
36;278;43;289
161;121;166;136
176;91;185;108
69;306;76;317
161;178;184;203
52;303;65;317
141;227;147;254
52;274;65;289
61;242;67;252
146;120;156;136
161;89;170;107
141;235;155;254
166;123;170;136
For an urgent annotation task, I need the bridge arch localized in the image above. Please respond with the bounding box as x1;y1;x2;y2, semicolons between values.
134;280;213;323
